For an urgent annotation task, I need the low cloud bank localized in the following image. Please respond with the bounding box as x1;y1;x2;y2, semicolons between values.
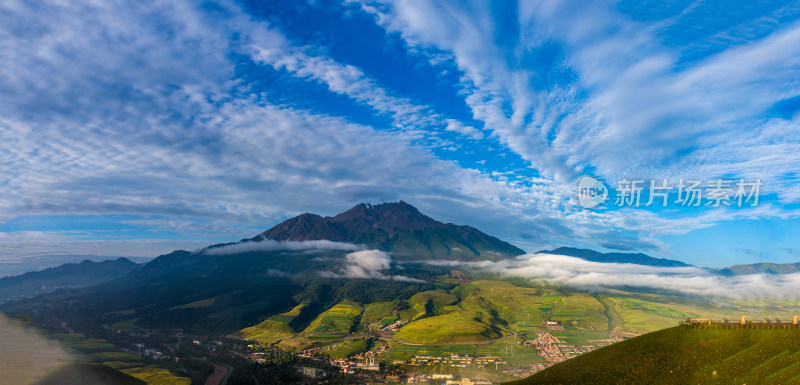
430;253;800;299
203;239;363;255
0;313;72;383
323;250;424;282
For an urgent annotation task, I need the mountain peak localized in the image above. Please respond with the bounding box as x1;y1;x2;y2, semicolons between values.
257;212;345;242
256;201;524;260
333;201;419;217
330;201;439;237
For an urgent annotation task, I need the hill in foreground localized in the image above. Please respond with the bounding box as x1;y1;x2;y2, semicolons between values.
34;363;146;385
510;326;800;385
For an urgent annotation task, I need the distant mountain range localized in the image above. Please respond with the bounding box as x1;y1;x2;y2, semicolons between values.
0;258;140;303
717;261;800;275
538;247;693;267
540;247;800;276
256;201;525;260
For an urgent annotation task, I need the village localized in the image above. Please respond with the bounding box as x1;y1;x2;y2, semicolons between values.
238;314;636;383
243;323;626;383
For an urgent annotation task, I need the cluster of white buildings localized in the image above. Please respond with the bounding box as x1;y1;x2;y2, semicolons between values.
382;320;409;331
402;373;494;384
127;343;172;360
408;353;505;368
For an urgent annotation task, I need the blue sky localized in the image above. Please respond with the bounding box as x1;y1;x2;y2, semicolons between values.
2;0;800;271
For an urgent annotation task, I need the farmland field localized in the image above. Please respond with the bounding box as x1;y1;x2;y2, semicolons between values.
322;338;373;358
241;304;306;341
122;366;192;385
302;301;363;339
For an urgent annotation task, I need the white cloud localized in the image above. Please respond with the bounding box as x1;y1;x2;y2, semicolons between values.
0;313;73;384
449;253;800;300
444;119;484;140
346;249;392;271
203;239;363;255
323;250;423;282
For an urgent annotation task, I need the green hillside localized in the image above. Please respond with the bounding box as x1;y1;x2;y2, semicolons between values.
510;326;800;385
407;290;458;320
302;301;363;339
395;311;501;344
240;304;306;341
320;338;374;359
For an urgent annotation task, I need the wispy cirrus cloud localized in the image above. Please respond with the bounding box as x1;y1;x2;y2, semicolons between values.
345;0;800;261
356;0;800;199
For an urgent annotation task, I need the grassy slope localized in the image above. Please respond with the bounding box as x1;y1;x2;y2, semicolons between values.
362;301;397;326
241;304;305;341
302;301;363;339
394;311;500;344
408;290;458;320
121;366;192;385
551;293;608;331
510;327;800;385
322;338;373;359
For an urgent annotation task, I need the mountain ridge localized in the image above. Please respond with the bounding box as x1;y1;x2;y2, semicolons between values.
0;257;141;303
717;261;800;275
538;246;693;267
255;201;525;261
